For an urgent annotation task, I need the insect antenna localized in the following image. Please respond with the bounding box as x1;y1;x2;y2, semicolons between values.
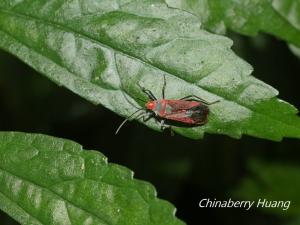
115;108;145;135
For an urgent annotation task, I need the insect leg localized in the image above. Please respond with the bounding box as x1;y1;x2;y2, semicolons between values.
159;120;174;136
137;111;154;122
180;95;220;105
160;119;170;131
162;74;167;99
137;83;157;100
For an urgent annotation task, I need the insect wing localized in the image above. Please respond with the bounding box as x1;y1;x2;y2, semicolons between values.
164;111;197;124
166;100;201;111
164;104;209;125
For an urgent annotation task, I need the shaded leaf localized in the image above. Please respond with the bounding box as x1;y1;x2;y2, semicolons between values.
0;132;184;225
166;0;300;48
234;159;300;217
0;0;300;140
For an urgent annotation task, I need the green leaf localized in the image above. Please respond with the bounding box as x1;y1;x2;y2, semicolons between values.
272;0;300;31
289;44;300;59
0;131;184;225
166;0;300;48
0;0;300;141
233;160;300;217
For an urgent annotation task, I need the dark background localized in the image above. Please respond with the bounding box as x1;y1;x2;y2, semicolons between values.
0;33;300;225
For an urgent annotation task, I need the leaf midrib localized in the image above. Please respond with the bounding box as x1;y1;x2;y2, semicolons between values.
0;7;300;135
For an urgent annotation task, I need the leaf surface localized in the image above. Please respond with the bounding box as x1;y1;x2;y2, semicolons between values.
0;132;184;225
0;0;300;140
166;0;300;48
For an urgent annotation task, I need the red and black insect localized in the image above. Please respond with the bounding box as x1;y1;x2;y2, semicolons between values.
115;75;219;134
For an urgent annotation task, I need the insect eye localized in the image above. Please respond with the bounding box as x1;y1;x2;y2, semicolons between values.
146;102;155;110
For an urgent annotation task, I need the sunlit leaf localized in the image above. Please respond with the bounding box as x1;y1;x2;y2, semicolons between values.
0;0;300;140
